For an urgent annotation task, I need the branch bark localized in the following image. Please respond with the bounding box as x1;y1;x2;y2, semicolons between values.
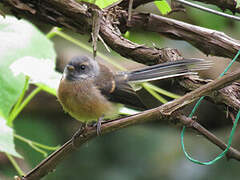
125;12;240;61
2;0;240;64
179;76;240;111
99;17;184;65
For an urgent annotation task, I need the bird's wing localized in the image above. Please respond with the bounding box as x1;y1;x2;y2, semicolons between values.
107;80;146;110
94;64;146;110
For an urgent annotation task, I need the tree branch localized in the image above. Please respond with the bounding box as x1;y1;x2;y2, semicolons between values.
179;76;240;111
126;12;240;61
1;0;185;65
2;0;240;62
179;115;240;159
21;66;240;180
99;16;184;65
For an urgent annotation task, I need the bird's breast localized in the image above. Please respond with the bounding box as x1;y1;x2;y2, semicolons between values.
57;78;117;123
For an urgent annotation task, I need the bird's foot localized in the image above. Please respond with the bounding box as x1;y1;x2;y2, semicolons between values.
96;117;102;136
92;116;104;136
72;123;87;148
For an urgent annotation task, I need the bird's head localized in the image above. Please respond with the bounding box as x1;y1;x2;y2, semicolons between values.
63;56;100;81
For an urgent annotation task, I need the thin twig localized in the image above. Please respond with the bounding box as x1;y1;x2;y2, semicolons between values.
98;34;111;52
179;115;240;160
91;8;102;59
175;0;240;21
192;0;240;14
128;0;133;22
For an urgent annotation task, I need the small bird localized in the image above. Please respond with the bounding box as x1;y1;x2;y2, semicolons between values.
57;56;209;135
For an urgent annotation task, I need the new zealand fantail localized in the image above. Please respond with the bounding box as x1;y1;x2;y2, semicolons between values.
57;56;209;134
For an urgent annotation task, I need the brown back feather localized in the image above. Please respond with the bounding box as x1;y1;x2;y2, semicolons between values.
94;64;146;110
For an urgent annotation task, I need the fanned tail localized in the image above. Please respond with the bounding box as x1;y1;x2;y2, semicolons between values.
126;58;211;83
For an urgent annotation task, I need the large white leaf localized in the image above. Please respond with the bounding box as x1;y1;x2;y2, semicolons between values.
0;116;22;158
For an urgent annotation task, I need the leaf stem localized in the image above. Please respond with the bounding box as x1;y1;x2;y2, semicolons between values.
8;87;42;122
46;27;62;39
143;83;181;99
8;77;29;126
142;83;168;103
5;153;24;176
14;134;59;151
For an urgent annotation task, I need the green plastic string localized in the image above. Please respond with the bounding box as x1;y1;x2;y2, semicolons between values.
181;50;240;165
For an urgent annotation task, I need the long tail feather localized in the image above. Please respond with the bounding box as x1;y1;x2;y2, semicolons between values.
126;58;211;83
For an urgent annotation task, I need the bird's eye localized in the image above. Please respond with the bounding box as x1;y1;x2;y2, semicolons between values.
80;65;86;70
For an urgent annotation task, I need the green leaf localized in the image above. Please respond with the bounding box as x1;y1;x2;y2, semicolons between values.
0;116;22;158
10;56;61;97
154;0;171;15
77;0;119;8
237;0;240;8
119;107;140;115
95;0;119;8
0;63;24;120
0;16;56;119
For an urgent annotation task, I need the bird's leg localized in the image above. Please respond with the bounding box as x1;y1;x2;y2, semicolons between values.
72;123;87;148
96;115;104;136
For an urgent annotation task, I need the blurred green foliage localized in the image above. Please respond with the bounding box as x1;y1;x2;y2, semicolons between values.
0;117;21;158
154;1;171;15
46;126;240;180
188;5;229;30
78;0;119;8
14;115;60;167
237;0;240;8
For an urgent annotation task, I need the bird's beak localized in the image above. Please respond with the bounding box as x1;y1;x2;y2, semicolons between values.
67;65;75;71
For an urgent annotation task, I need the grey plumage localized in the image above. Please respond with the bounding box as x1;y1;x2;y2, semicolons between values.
124;58;210;83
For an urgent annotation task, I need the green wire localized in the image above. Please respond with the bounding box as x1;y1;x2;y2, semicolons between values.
181;110;240;165
181;50;240;165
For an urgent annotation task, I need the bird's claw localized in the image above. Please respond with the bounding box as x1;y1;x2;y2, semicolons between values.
72;124;86;148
